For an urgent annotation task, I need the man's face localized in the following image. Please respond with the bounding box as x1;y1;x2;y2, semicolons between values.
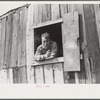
42;37;50;49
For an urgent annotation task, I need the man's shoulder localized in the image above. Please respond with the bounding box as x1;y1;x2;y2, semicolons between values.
51;41;57;46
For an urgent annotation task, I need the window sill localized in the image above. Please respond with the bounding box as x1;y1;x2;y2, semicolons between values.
32;57;64;66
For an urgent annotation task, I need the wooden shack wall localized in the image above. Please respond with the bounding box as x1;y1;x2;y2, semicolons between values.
0;5;28;83
0;4;100;84
26;4;100;84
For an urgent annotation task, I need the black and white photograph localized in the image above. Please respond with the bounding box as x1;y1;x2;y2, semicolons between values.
0;1;100;99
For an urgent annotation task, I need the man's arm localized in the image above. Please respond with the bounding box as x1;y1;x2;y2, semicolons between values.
49;42;58;58
34;46;45;61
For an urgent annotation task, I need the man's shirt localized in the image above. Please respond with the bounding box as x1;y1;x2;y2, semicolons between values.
34;40;58;61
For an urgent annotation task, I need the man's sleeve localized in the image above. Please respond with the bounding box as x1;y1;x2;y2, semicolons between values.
50;42;58;58
34;46;45;61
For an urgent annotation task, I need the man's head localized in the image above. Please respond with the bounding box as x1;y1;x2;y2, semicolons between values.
41;32;50;49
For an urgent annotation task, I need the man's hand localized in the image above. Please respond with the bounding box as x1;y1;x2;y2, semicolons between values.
44;50;50;59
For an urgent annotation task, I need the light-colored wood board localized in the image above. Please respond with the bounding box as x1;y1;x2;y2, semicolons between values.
35;65;44;84
10;12;18;67
15;10;20;67
53;63;64;84
0;18;6;69
26;5;34;83
51;4;60;20
0;68;13;84
62;11;80;71
6;68;13;84
0;69;7;84
75;72;79;84
38;4;43;24
18;66;27;83
0;20;2;68
42;4;51;22
94;5;100;48
13;66;27;83
26;4;32;83
68;4;87;83
8;14;13;68
32;57;64;66
60;4;69;84
3;14;13;69
44;64;53;84
21;7;27;66
60;4;68;17
29;66;35;84
17;9;23;67
33;18;63;29
34;4;38;26
20;9;24;66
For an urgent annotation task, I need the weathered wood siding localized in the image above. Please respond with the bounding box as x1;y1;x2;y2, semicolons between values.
0;5;28;83
0;4;100;84
27;4;100;84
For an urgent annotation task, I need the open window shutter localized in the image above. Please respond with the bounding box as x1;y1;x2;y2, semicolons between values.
62;11;80;71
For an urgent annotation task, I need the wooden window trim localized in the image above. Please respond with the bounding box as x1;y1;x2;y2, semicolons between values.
33;18;63;29
32;57;64;66
32;18;64;66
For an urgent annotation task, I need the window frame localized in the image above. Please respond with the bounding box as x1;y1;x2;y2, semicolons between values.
32;18;64;66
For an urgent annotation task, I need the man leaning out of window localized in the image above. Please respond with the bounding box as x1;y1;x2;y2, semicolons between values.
34;32;58;61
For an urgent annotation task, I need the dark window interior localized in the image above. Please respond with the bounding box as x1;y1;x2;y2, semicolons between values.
34;23;63;57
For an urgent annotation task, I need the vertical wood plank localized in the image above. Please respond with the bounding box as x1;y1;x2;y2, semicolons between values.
0;68;13;84
18;66;27;83
44;64;53;84
17;9;22;67
22;7;27;67
4;14;13;69
38;4;43;24
0;69;7;84
42;4;51;22
13;66;27;83
6;68;13;84
8;14;13;68
75;72;79;84
94;5;100;48
51;4;60;19
26;5;35;83
60;4;69;84
94;4;100;83
35;66;44;84
19;9;23;67
0;18;6;69
0;20;2;69
34;4;38;26
62;11;80;71
15;10;20;68
10;12;18;68
68;4;88;84
53;63;64;84
83;4;100;57
83;4;100;83
60;4;68;17
30;66;35;83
